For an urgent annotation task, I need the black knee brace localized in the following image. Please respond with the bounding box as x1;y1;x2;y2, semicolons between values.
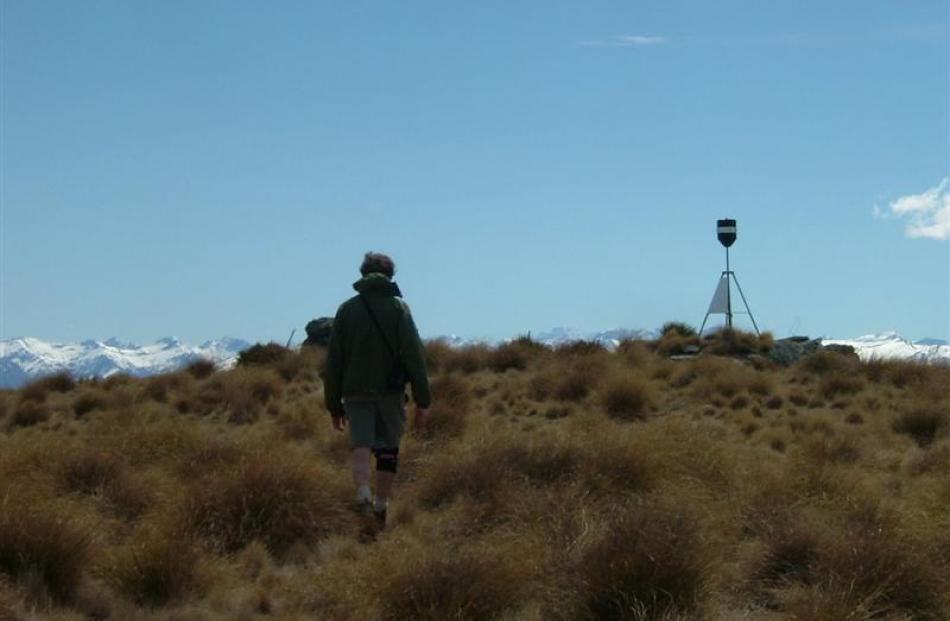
373;448;399;473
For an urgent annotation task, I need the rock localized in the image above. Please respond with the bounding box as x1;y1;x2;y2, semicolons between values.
823;344;857;358
303;317;334;347
768;337;822;367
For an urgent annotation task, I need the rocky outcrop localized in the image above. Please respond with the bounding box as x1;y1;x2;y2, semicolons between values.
767;337;822;366
303;317;334;347
766;337;858;367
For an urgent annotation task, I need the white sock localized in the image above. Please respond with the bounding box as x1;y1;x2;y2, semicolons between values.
356;485;372;503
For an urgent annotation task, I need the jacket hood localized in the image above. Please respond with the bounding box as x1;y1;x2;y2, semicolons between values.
353;273;402;297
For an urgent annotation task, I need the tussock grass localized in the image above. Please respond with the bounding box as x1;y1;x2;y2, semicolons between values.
185;358;216;379
236;342;290;367
416;373;471;439
72;389;108;418
0;492;90;603
703;328;772;356
20;372;76;403
1;336;948;618
892;406;947;447
8;400;49;428
102;523;200;607
377;543;530;621
185;448;351;555
487;336;548;373
796;349;858;376
599;373;654;420
572;501;707;620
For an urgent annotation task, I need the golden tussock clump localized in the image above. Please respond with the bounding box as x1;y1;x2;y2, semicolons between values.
0;336;948;619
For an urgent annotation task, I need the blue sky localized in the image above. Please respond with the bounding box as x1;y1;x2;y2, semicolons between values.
1;0;948;344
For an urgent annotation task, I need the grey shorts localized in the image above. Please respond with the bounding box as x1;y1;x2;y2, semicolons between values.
342;394;407;450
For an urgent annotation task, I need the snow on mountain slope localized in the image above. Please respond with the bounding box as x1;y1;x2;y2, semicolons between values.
432;327;659;349
3;330;946;390
821;332;950;365
0;337;251;389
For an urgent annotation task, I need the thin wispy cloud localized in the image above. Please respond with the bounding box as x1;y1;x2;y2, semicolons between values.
578;34;667;48
617;35;666;46
876;178;950;241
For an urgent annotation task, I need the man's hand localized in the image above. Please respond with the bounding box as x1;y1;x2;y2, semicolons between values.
332;415;347;432
413;407;430;431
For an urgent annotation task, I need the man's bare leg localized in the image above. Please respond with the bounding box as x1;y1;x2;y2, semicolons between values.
352;447;372;505
375;470;395;510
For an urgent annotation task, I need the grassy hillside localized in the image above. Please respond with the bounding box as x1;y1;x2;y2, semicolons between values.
1;331;948;620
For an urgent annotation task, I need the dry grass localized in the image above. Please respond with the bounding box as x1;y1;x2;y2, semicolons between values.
185;448;351;555
0;491;90;603
1;337;948;618
599;372;654;420
573;501;707;620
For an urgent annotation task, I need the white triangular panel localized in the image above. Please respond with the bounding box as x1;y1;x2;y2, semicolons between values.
707;274;730;314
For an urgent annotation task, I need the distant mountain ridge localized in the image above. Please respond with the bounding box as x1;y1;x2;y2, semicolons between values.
0;337;250;389
1;330;947;389
821;332;950;365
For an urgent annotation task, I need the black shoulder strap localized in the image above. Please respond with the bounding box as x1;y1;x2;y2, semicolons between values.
359;294;399;362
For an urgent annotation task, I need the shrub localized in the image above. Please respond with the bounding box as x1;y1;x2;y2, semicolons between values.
487;337;547;373
554;367;600;402
533;357;604;403
818;375;864;399
746;373;775;396
142;373;193;404
378;546;527;621
419;436;581;508
764;395;783;410
703;328;762;356
755;527;818;586
423;339;453;373
656;333;701;356
416;374;471;440
73;391;108;418
617;339;653;367
9;400;49;428
811;514;947;618
661;322;698;338
797;350;857;376
440;344;490;374
573;503;706;619
582;436;655;493
599;374;653;421
863;358;936;388
102;373;133;390
217;368;283;424
237;342;290;367
892;407;947;448
60;450;119;496
689;358;756;400
21;372;76;402
554;340;607;356
103;526;199;607
185;359;216;379
186;450;349;555
0;494;90;602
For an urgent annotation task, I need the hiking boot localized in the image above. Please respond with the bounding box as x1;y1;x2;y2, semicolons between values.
354;485;373;515
354;498;373;516
373;507;387;529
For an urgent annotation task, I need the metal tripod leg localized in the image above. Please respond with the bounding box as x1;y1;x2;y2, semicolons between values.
730;272;759;335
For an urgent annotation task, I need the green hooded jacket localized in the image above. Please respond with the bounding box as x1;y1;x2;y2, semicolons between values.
323;273;431;416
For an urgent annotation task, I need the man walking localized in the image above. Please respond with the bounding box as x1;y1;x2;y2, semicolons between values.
323;252;431;527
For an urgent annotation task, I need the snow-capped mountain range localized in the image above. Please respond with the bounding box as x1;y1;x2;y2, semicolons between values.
0;337;250;389
0;331;947;389
821;332;950;365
